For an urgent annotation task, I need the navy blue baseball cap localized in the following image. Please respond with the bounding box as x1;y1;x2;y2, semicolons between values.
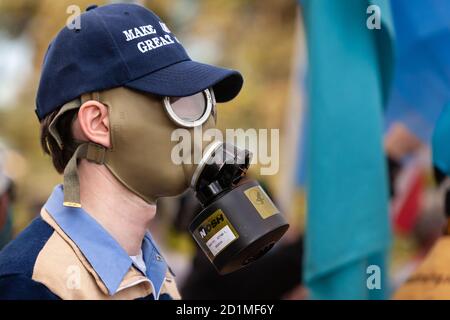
35;3;243;120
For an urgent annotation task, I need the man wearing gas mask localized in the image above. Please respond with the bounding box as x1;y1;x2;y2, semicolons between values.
0;4;287;300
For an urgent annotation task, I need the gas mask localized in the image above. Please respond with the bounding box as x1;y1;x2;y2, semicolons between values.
49;87;289;274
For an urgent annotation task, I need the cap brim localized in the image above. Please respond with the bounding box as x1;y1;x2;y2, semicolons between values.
125;60;243;103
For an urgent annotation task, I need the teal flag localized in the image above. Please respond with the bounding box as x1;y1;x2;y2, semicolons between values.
301;0;394;299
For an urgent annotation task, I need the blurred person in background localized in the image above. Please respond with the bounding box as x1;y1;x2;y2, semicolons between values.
394;103;450;299
385;122;424;199
0;142;14;250
384;122;448;293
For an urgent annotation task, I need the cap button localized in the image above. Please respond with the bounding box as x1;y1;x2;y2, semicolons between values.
86;4;98;11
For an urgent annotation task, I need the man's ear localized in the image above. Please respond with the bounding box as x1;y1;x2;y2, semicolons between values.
74;100;111;148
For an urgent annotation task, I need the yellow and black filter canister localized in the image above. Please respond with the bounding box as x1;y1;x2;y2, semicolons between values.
189;179;289;274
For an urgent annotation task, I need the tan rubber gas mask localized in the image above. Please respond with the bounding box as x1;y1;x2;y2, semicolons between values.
49;86;288;274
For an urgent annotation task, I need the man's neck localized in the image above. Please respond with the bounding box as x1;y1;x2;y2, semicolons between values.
77;159;156;256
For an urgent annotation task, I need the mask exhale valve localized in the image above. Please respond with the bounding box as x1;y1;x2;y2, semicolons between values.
189;143;289;274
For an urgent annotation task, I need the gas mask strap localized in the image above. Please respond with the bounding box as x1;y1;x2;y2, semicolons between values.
63;142;106;207
48;99;82;150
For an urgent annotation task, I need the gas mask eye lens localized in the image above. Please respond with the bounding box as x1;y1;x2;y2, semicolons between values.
164;89;214;127
169;92;205;121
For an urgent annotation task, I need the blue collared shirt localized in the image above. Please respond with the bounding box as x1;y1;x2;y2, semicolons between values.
44;185;169;299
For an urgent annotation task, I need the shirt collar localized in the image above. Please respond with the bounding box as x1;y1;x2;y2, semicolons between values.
44;184;169;298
